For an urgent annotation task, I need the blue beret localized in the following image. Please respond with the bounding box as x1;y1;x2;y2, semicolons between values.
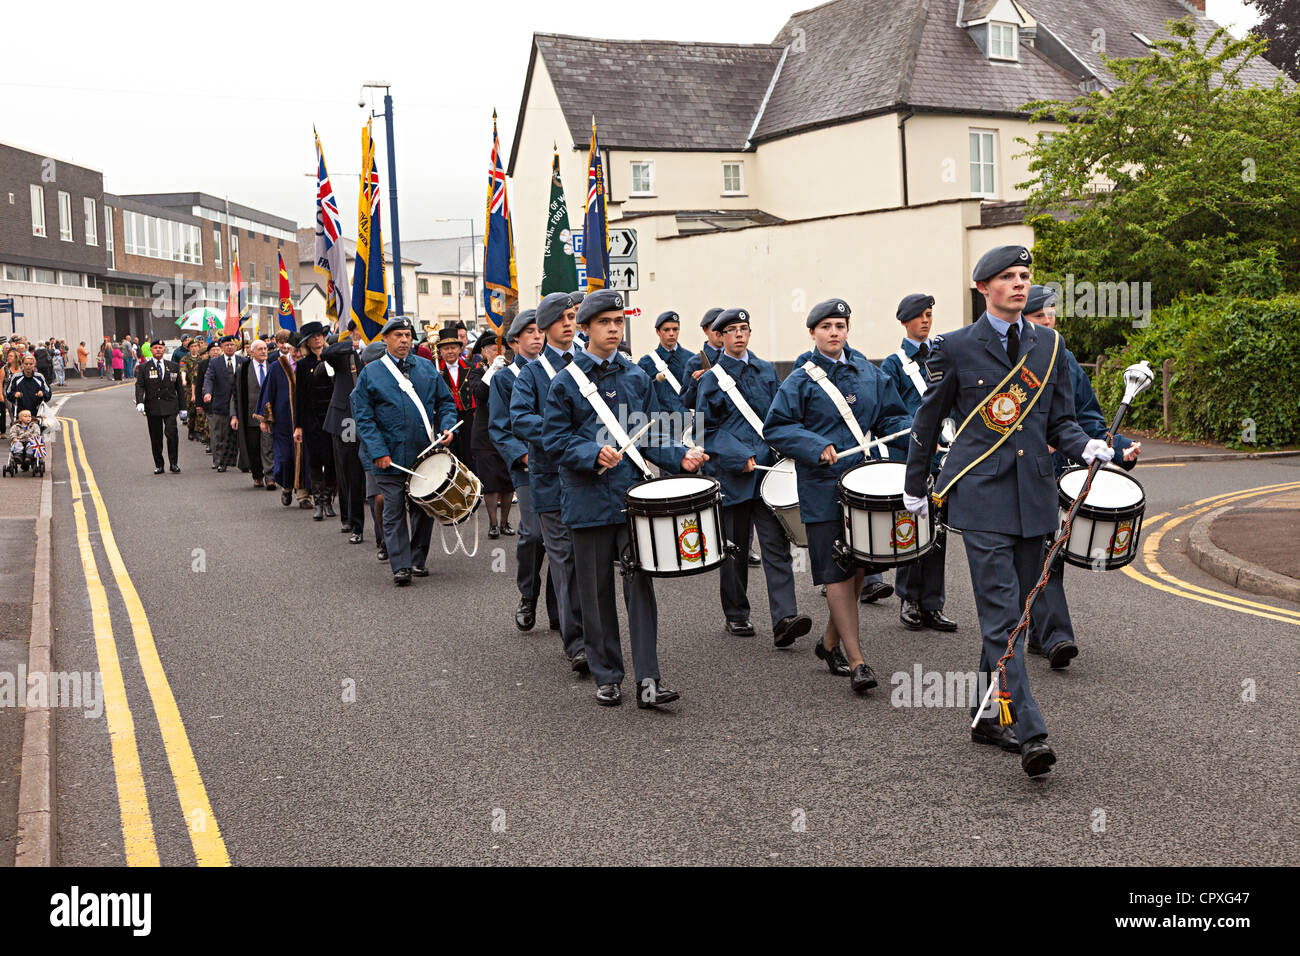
806;298;851;328
380;316;413;336
712;307;751;333
972;245;1032;283
568;291;586;306
507;309;538;343
700;308;724;330
896;293;934;322
655;310;680;329
536;292;574;330
362;341;387;364
1024;284;1056;315
219;334;239;344
576;289;625;325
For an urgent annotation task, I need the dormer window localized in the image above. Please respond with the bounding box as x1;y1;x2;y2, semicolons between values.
989;21;1019;61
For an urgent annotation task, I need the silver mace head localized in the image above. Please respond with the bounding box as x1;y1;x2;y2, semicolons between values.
1121;360;1155;405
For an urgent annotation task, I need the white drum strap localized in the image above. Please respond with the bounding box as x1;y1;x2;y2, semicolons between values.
381;354;435;443
708;364;764;439
538;354;557;380
649;351;683;395
895;346;928;397
563;360;651;475
801;361;871;449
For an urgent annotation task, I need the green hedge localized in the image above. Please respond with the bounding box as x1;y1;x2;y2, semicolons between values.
1089;294;1300;448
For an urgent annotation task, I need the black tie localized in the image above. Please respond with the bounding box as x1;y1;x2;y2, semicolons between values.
227;357;234;376
599;360;611;374
917;343;929;363
563;353;573;366
1005;323;1019;363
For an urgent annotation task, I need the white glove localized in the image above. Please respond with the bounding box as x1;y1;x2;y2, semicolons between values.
136;403;145;415
1082;438;1115;465
903;491;929;518
490;354;507;371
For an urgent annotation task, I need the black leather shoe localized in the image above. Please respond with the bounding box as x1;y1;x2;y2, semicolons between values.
850;663;878;694
265;481;277;491
216;464;226;473
861;580;894;604
725;620;755;637
569;649;589;674
377;546;388;561
488;525;500;539
921;609;958;632
500;523;515;536
515;598;537;631
324;498;336;518
1020;736;1057;777
1048;641;1079;669
596;683;621;706
772;614;812;648
153;466;164;475
313;500;326;521
169;464;180;474
814;639;851;676
411;565;429;577
299;497;314;510
393;568;412;587
971;719;1021;752
281;489;292;506
637;678;679;709
748;550;761;567
349;532;363;544
899;601;924;630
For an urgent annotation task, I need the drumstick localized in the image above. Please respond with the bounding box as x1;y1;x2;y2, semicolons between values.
829;428;912;461
597;418;656;475
386;461;421;478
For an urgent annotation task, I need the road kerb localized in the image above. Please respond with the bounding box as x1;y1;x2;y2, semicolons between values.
1188;504;1300;605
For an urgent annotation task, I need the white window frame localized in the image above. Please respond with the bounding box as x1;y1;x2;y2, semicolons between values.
58;190;73;241
988;22;1019;61
969;129;998;199
105;206;115;269
721;161;744;196
629;161;655;197
84;197;98;246
214;228;222;268
30;185;46;237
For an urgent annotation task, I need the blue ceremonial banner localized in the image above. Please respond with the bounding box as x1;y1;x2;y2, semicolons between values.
482;110;517;338
582;116;609;292
350;120;388;344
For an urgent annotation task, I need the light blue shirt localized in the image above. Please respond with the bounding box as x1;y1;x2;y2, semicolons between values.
724;349;751;365
985;314;1023;352
814;348;848;365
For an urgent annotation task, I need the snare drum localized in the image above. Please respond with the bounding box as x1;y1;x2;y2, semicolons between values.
759;458;807;548
837;460;935;567
624;475;726;577
1057;465;1145;570
406;447;483;525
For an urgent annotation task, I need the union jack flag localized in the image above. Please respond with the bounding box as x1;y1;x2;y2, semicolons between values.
31;436;46;459
481;110;517;338
582;117;609;291
314;128;351;323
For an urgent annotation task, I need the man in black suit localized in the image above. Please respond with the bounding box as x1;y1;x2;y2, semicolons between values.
322;321;368;543
202;334;246;472
135;338;182;474
233;337;277;490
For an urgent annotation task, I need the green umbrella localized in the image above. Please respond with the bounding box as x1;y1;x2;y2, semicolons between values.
176;308;224;332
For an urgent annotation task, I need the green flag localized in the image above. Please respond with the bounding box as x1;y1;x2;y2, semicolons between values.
541;149;579;295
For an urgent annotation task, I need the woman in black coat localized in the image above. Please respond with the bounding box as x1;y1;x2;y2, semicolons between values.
467;335;514;539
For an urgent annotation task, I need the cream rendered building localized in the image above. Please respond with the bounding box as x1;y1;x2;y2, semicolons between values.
506;0;1260;361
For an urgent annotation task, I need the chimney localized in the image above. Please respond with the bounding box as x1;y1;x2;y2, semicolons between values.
1177;0;1207;15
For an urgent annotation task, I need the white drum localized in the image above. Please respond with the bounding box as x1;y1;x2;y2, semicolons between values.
837;461;935;567
624;475;726;577
407;447;482;525
1057;465;1145;570
759;458;807;548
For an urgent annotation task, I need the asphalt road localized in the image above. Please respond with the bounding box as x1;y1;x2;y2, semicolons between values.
49;383;1300;866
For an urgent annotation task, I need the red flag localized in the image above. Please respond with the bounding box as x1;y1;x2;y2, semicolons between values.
277;252;296;331
224;251;243;336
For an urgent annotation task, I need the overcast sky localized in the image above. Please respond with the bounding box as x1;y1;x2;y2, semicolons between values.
2;0;1263;243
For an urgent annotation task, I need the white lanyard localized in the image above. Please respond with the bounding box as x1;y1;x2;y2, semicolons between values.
381;354;435;443
895;346;928;397
801;359;870;449
563;358;650;475
649;350;682;395
707;362;764;439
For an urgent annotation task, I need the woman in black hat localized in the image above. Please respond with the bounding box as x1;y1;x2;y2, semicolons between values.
467;332;514;538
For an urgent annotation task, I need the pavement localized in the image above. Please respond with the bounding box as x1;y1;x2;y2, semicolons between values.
1187;490;1300;603
9;383;1300;867
1128;433;1300;464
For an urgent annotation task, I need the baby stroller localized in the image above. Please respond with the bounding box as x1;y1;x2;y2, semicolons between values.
3;422;48;478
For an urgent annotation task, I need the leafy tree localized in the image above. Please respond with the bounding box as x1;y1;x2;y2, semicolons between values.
1248;0;1300;81
1016;19;1300;358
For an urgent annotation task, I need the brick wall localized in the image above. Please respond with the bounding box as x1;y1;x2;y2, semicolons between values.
0;142;107;275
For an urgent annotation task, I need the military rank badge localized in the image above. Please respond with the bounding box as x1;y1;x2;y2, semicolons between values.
979;383;1028;434
1020;366;1041;389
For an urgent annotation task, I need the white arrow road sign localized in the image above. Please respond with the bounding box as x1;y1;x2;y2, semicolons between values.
609;228;637;261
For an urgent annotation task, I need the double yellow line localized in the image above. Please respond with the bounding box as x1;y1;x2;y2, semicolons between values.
60;416;230;866
1122;480;1300;626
